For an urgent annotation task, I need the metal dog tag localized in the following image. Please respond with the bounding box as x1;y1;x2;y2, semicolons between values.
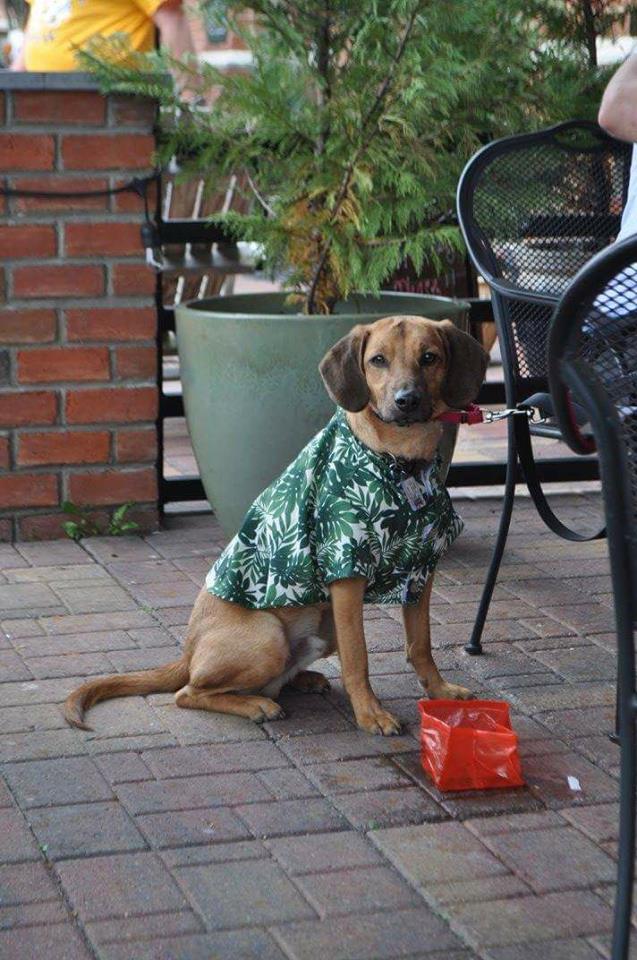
399;476;427;511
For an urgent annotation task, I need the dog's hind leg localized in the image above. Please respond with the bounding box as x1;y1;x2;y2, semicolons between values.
175;608;289;722
288;669;331;693
175;687;286;722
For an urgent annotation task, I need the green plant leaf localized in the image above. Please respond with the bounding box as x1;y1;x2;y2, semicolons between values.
62;521;82;541
116;521;140;533
112;503;132;524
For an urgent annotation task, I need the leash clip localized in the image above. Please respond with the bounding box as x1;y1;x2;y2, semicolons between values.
483;406;549;425
483;407;518;423
526;406;549;425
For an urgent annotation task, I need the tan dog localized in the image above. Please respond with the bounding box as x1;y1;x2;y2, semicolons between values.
64;316;487;736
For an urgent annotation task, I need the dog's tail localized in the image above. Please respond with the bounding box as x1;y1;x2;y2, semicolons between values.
63;657;189;731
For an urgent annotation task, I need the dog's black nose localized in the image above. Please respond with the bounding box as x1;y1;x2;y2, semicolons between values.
394;388;421;412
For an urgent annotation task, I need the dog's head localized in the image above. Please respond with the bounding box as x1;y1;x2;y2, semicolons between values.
319;315;488;426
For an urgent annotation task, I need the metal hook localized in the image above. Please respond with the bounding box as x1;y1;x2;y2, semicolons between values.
484;407;548;425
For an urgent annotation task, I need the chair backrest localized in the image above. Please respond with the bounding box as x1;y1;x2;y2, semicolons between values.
549;233;637;608
457;121;631;402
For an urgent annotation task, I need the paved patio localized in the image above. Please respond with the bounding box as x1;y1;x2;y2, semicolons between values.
0;491;625;960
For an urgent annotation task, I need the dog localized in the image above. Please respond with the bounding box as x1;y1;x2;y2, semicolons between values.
64;315;488;736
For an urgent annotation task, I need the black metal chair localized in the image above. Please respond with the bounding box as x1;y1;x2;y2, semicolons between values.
548;233;637;960
456;121;631;654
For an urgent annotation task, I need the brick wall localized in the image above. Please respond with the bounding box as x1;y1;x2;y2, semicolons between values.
0;76;159;541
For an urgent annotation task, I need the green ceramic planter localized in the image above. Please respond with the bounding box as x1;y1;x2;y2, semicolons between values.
175;292;469;536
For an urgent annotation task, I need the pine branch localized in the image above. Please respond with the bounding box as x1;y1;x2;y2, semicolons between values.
82;0;609;314
244;168;276;217
307;0;423;312
581;0;598;67
316;3;332;158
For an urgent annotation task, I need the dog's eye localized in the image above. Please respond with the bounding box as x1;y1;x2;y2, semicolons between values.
369;354;387;367
420;352;437;366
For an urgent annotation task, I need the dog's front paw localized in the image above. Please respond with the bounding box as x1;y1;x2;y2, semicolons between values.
355;703;402;736
428;681;472;701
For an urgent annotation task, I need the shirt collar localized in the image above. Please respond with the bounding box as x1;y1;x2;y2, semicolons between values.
333;407;437;482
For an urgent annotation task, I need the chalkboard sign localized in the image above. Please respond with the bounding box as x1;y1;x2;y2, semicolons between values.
383;248;475;299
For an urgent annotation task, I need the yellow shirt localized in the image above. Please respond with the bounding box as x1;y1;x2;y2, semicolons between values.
24;0;163;71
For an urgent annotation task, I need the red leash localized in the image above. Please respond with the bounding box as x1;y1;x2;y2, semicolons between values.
435;403;549;426
435;403;486;425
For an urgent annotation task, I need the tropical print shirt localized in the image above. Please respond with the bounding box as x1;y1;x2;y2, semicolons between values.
206;409;463;609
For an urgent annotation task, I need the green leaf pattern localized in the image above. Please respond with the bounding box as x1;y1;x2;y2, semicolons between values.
206;409;463;608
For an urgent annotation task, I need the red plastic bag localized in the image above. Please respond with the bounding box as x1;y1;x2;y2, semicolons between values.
419;699;525;792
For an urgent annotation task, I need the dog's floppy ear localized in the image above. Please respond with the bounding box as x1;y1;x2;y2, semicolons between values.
319;324;370;412
438;320;489;409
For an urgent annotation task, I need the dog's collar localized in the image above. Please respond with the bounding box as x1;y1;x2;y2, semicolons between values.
336;408;434;481
369;403;485;427
336;407;432;482
434;403;485;426
382;453;433;480
368;403;486;429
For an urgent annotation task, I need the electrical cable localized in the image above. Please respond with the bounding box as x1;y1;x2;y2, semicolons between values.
0;172;160;200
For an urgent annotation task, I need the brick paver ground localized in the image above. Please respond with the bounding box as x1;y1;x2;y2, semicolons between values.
0;491;627;960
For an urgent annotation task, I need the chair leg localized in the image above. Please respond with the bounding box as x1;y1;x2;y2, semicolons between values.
610;689;620;745
465;418;517;656
611;698;636;960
